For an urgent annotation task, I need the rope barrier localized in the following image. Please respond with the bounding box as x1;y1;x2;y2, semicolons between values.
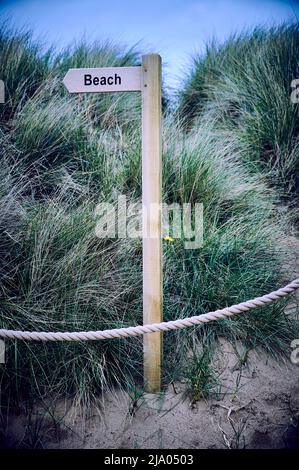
0;278;298;342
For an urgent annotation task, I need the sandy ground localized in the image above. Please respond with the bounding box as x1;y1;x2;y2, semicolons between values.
1;238;299;449
2;339;299;449
55;344;299;449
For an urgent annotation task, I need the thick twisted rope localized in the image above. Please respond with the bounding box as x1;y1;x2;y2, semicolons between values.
0;278;298;342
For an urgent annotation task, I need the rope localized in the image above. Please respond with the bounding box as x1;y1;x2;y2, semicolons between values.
0;278;298;342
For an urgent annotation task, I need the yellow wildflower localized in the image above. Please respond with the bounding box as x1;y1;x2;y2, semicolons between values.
163;236;174;242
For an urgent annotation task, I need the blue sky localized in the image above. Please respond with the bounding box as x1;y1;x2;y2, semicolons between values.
0;0;298;90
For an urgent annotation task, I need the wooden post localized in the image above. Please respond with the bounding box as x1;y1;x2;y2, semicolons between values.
141;54;163;393
63;58;163;393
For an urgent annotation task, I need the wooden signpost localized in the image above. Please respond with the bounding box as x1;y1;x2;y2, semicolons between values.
141;55;162;393
63;55;162;393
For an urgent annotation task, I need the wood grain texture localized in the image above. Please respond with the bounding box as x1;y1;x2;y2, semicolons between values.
142;54;163;393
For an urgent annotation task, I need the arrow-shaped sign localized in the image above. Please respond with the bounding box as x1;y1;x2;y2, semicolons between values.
63;66;142;93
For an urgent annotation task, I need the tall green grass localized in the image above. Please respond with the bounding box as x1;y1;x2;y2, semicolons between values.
0;25;51;125
0;26;298;411
179;24;299;200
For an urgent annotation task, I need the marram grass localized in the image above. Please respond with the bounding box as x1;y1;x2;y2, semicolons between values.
0;26;298;411
179;23;299;200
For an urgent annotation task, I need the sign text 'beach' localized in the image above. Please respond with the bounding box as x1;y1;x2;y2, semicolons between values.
63;66;142;93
